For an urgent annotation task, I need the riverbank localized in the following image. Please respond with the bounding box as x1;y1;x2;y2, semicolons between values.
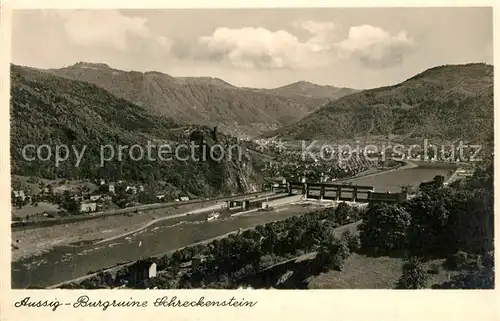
94;203;225;245
339;160;417;182
10;163;414;262
47;203;321;289
12;191;270;229
11;201;221;262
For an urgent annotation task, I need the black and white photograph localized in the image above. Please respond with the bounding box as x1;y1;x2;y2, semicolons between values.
7;6;494;292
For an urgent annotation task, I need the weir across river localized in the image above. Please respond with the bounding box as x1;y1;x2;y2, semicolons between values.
272;181;409;204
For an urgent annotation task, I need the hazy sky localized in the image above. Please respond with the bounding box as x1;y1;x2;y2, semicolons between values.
11;8;493;89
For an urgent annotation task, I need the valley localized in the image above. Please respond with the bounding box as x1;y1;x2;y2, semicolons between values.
9;61;494;291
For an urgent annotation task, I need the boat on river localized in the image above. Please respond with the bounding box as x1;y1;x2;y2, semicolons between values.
207;212;220;221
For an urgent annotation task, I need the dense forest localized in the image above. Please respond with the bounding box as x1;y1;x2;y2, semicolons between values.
271;63;494;144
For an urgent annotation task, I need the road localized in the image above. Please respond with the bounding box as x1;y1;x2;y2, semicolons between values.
13;190;276;230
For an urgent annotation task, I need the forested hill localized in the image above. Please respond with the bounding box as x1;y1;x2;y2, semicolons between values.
45;62;355;138
265;63;493;144
10;64;263;197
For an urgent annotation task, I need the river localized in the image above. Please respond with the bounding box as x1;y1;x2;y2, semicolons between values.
11;165;452;288
11;205;315;288
345;166;453;192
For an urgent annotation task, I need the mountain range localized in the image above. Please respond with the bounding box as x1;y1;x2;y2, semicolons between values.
45;62;358;138
264;63;494;145
9;62;494;196
10;64;264;197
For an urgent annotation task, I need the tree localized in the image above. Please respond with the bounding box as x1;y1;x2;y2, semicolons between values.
317;236;351;271
397;257;428;289
437;258;494;289
433;175;445;187
405;192;450;256
137;191;157;204
419;175;445;195
400;184;414;195
334;202;354;225
341;230;361;253
359;203;411;255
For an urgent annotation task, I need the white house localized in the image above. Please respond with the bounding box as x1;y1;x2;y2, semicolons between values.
126;186;138;194
79;202;97;213
12;190;26;201
131;262;157;286
148;263;157;278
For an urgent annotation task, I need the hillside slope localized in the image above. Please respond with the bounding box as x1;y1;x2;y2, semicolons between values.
268;63;493;144
44;62;353;137
10;64;263;197
269;81;358;99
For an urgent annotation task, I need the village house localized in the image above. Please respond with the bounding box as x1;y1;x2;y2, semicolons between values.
99;195;112;202
12;190;26;201
191;255;206;269
156;194;166;201
79;202;97;213
126;186;138;194
129;261;157;287
108;184;115;194
180;196;190;201
179;255;206;270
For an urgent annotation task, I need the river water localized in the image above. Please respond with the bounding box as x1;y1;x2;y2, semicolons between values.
11;166;451;288
345;166;453;192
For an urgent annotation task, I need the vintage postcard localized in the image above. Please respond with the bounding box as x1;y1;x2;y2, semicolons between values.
0;0;498;320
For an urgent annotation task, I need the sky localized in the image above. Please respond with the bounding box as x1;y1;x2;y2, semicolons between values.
10;7;493;89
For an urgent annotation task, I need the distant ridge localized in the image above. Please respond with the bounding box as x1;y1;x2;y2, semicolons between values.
40;62;356;138
10;64;263;196
262;63;493;144
270;80;359;99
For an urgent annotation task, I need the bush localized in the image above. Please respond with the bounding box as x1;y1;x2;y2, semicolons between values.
445;251;469;270
318;237;351;271
397;257;428;289
341;230;361;253
437;266;494;289
427;263;441;275
482;251;494;269
331;240;350;270
334;202;354;225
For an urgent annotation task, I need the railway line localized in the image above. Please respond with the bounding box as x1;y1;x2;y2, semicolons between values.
12;190;275;230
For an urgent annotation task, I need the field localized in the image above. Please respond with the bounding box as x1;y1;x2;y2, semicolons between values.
11;175;99;194
307;255;459;289
238;220;460;289
11;202;59;218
